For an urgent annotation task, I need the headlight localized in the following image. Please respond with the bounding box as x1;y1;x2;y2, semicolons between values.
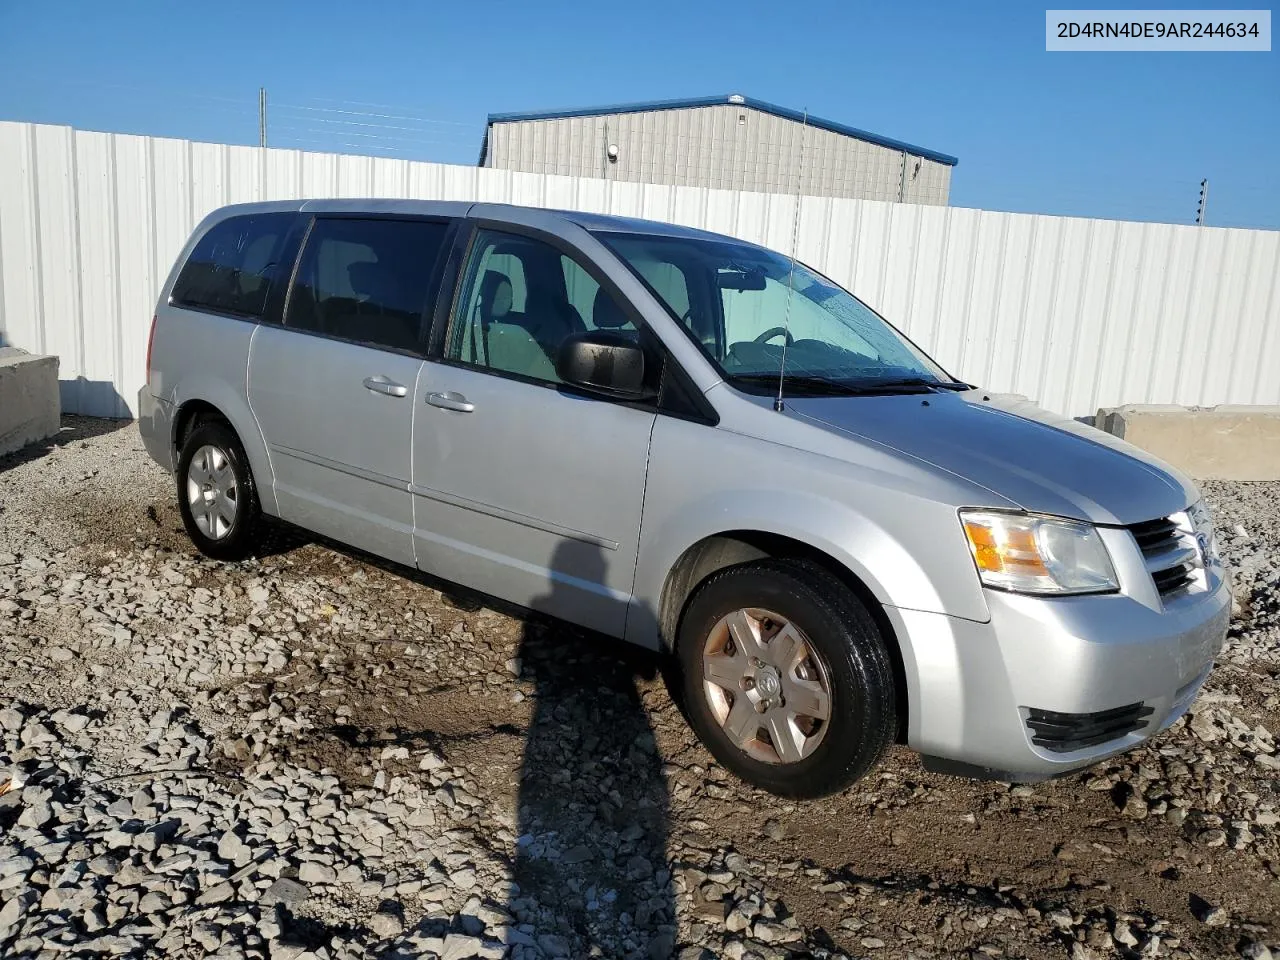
1186;499;1220;567
960;510;1119;595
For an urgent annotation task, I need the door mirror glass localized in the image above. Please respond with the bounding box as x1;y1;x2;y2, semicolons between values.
556;331;654;400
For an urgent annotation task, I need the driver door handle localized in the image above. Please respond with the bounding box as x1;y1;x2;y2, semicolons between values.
426;391;475;413
362;376;408;398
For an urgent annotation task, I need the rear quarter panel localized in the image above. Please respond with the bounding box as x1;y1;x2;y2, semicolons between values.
150;306;277;516
146;203;305;515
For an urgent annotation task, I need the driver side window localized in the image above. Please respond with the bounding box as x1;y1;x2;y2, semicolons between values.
447;230;633;385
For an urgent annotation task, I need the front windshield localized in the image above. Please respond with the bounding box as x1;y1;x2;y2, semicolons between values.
599;232;955;393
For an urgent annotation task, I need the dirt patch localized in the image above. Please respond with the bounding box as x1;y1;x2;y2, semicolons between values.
4;418;1277;959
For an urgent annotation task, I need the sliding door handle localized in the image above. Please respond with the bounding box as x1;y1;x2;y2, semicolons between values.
363;376;408;398
426;391;475;413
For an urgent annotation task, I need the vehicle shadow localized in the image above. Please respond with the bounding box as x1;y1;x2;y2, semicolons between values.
508;540;676;958
200;525;680;954
247;520;319;560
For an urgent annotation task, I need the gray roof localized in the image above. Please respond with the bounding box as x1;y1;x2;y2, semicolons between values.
552;209;744;241
479;93;958;167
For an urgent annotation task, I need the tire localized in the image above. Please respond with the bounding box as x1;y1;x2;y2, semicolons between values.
677;558;896;798
175;420;262;561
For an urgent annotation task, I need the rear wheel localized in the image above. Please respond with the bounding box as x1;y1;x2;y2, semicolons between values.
678;559;896;798
176;420;261;561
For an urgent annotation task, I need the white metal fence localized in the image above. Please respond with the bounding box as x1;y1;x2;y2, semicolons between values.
1;120;1277;419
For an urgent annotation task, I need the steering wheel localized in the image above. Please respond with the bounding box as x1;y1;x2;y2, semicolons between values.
753;326;794;346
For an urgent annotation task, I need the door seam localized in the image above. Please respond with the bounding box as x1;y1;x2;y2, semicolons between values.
244;325;279;511
409;361;425;568
621;415;659;641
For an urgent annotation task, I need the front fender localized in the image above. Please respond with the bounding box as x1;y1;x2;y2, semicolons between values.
627;487;953;649
625;417;992;650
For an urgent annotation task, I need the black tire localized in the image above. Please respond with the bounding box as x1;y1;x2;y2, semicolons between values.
175;420;262;561
677;558;896;798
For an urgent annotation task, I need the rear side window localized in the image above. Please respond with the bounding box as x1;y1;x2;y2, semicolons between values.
286;218;451;353
171;213;294;318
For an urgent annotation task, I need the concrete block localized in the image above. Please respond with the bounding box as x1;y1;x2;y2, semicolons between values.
1096;403;1280;481
0;348;60;457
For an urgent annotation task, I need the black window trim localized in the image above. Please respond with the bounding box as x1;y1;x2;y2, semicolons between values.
168;211;305;325
278;212;459;360
431;218;718;425
166;300;264;326
656;345;721;425
258;214;311;326
425;221;473;358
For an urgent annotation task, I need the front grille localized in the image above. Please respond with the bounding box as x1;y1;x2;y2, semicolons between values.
1152;564;1195;594
1129;517;1179;552
1129;515;1199;597
1026;702;1154;752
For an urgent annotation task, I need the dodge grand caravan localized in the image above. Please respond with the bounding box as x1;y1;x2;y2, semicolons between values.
138;200;1230;798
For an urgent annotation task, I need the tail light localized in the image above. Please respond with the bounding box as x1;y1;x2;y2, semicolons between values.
145;314;157;382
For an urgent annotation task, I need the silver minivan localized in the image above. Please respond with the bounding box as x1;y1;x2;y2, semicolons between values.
138;200;1230;798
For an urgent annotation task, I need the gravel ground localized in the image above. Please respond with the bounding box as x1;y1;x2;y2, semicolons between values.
0;416;1277;960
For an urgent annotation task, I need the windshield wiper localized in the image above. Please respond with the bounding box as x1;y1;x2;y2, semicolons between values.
729;373;871;396
730;373;973;397
868;377;972;392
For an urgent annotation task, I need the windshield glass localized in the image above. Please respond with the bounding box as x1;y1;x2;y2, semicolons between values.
599;232;955;394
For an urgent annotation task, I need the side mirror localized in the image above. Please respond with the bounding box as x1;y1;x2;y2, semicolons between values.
556;331;655;400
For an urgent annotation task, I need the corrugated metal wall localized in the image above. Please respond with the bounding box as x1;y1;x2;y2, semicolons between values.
485;105;952;203
1;120;1277;419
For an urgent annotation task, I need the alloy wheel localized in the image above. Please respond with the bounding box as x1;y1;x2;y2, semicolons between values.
185;444;238;540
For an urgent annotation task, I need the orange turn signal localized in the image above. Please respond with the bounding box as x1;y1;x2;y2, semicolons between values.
962;517;1050;578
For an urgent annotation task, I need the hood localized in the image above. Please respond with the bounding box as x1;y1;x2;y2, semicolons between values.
784;390;1197;525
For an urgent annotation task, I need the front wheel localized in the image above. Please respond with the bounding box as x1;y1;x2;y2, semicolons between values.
175;420;262;561
678;559;896;798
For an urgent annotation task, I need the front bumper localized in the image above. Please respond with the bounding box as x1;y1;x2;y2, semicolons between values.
136;386;174;472
893;569;1230;781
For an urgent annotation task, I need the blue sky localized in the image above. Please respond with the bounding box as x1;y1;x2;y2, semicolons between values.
1;1;1276;228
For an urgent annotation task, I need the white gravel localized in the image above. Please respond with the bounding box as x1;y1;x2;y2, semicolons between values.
1;418;1277;960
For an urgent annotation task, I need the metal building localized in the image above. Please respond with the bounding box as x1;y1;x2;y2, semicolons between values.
478;94;957;204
